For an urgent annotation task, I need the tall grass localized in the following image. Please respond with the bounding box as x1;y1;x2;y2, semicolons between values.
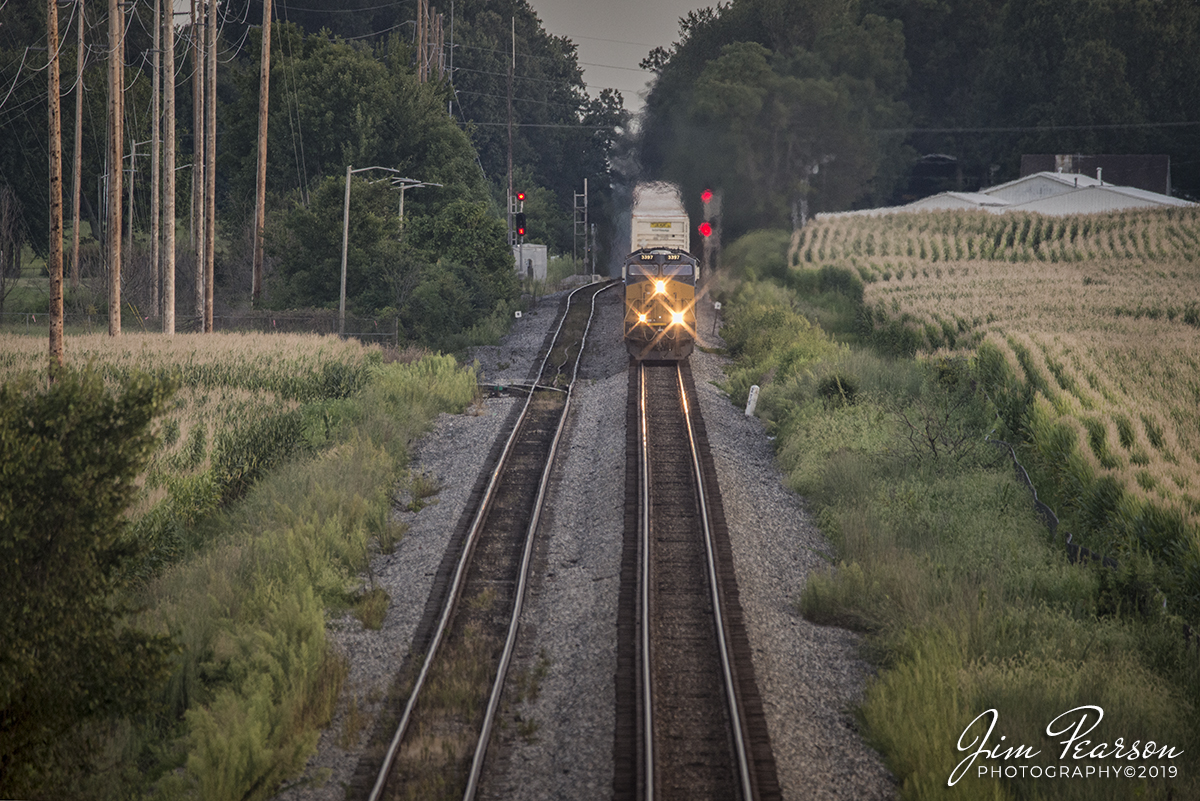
714;239;1200;800
5;337;480;800
131;354;479;801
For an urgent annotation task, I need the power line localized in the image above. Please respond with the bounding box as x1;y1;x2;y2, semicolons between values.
277;0;405;13
469;121;618;130
577;60;648;73
453;63;635;98
455;87;584;113
880;121;1200;134
568;33;658;48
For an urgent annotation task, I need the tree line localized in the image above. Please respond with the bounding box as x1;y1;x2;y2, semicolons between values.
0;0;626;340
635;0;1200;243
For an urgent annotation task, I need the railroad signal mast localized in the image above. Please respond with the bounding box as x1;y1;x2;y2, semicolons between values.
513;190;527;279
509;190;526;244
514;191;527;238
700;187;721;277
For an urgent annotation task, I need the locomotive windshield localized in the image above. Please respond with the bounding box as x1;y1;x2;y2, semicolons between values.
626;252;697;279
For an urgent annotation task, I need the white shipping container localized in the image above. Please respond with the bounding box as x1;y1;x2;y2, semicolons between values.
630;182;690;253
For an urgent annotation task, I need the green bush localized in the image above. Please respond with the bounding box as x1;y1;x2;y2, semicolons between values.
0;368;178;796
721;228;792;281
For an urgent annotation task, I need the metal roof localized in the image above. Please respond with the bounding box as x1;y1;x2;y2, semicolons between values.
817;171;1194;219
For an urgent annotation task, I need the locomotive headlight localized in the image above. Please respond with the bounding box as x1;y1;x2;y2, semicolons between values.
670;309;685;326
654;280;666;295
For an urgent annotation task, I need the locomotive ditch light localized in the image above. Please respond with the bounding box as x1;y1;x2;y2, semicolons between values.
670;309;685;326
638;312;647;323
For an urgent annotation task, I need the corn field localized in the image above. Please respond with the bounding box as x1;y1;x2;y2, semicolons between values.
0;332;379;557
797;206;1200;600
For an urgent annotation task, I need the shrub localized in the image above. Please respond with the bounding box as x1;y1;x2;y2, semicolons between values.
0;369;178;796
721;228;792;282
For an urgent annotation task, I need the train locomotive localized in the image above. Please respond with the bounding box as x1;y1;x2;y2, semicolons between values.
623;248;698;360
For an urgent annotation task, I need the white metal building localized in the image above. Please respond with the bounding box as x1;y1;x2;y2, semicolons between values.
820;171;1195;219
513;244;548;281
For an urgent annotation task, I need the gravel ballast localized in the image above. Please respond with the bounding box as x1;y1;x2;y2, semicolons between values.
271;283;895;800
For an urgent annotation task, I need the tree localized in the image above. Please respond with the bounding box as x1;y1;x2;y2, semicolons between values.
0;368;178;796
638;2;909;220
266;174;517;346
447;0;628;255
641;3;910;239
864;0;1200;196
0;185;24;315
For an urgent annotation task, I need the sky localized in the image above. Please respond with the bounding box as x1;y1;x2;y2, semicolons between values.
528;0;706;114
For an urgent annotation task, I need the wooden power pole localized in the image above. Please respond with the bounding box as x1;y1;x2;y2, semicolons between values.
107;0;122;336
150;0;161;316
252;0;272;304
162;0;176;333
192;0;204;325
69;0;84;292
204;0;216;331
48;0;64;369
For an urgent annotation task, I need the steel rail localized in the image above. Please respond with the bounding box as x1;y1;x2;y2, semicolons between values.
464;279;619;798
638;364;655;800
366;280;616;801
676;365;755;800
638;362;755;800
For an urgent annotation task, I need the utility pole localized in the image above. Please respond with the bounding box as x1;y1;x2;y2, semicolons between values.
506;16;513;243
126;142;153;287
150;0;161;317
127;138;137;274
252;0;272;304
48;0;64;369
69;0;84;291
436;10;444;79
340;165;401;336
204;0;216;331
162;0;175;333
107;0;122;335
416;0;425;82
390;177;442;230
192;0;204;325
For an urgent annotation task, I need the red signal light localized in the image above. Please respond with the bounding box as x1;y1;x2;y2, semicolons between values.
698;221;713;237
516;191;526;202
701;188;713;204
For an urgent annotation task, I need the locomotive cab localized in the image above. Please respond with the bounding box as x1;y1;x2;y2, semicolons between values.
623;248;697;360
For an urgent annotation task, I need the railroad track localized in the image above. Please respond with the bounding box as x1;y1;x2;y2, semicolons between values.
359;280;616;801
616;361;780;800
